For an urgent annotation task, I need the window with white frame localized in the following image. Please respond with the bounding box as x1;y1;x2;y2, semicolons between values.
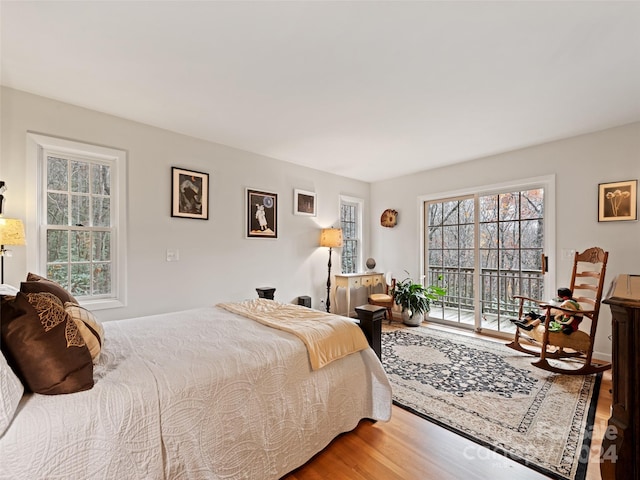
27;133;127;310
340;195;363;274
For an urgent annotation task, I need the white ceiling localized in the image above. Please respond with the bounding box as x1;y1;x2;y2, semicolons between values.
2;1;639;182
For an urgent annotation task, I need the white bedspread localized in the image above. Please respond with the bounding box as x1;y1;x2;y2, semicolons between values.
0;306;392;479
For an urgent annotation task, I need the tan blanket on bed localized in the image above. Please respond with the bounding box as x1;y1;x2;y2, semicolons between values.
217;299;370;370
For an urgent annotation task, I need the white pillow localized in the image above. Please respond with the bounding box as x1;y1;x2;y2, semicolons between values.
0;284;19;296
0;352;23;437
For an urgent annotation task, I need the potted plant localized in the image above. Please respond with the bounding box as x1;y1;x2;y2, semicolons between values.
393;274;446;326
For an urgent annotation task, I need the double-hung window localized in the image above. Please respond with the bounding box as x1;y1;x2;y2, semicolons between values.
340;195;363;274
27;133;127;310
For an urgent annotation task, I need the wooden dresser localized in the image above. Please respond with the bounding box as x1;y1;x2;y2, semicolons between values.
601;274;640;480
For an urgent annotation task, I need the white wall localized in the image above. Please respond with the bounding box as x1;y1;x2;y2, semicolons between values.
370;121;640;360
3;86;638;359
0;87;371;320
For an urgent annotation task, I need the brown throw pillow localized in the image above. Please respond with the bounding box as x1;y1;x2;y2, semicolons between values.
0;292;93;395
21;272;78;304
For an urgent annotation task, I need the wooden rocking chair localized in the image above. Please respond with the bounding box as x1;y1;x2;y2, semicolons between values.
506;246;611;375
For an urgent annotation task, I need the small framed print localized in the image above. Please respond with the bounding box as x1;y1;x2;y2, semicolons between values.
171;167;209;220
247;188;278;238
598;180;637;222
293;189;316;216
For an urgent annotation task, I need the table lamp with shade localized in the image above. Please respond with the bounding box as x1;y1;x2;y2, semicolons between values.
319;227;343;313
0;218;26;284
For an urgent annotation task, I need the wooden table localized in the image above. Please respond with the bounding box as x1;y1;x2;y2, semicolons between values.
333;272;384;317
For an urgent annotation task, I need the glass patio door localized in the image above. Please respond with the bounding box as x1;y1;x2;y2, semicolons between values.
425;188;546;334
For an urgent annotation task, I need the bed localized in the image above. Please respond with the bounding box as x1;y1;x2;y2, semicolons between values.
0;295;392;479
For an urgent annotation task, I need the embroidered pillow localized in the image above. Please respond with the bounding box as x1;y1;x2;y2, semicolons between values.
20;272;78;305
0;292;93;395
64;302;104;362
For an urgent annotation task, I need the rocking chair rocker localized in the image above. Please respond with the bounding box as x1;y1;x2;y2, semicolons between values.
506;246;611;375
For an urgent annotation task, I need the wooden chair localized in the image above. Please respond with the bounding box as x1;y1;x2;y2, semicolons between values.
506;247;611;375
368;273;396;323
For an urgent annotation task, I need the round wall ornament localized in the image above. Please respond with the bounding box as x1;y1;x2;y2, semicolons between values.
380;209;398;228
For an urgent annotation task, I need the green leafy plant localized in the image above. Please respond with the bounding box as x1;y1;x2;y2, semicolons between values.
392;272;446;319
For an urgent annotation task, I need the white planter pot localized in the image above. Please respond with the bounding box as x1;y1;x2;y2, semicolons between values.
402;310;423;327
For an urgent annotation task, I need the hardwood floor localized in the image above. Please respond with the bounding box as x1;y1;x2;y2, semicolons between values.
283;330;613;480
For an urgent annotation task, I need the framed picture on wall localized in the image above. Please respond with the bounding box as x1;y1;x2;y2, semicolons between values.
171;167;209;220
598;179;637;222
293;189;316;216
247;188;278;238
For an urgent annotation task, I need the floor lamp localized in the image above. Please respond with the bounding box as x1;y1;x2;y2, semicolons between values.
0;218;26;284
319;228;343;313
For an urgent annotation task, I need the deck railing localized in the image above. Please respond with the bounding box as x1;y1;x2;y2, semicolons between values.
427;266;544;318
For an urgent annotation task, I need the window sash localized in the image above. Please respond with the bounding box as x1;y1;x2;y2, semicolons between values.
340;197;363;274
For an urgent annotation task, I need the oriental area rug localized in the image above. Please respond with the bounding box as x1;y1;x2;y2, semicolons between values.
381;325;601;480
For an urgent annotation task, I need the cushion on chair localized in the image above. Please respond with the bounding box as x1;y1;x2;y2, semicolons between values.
526;324;592;352
369;293;392;303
